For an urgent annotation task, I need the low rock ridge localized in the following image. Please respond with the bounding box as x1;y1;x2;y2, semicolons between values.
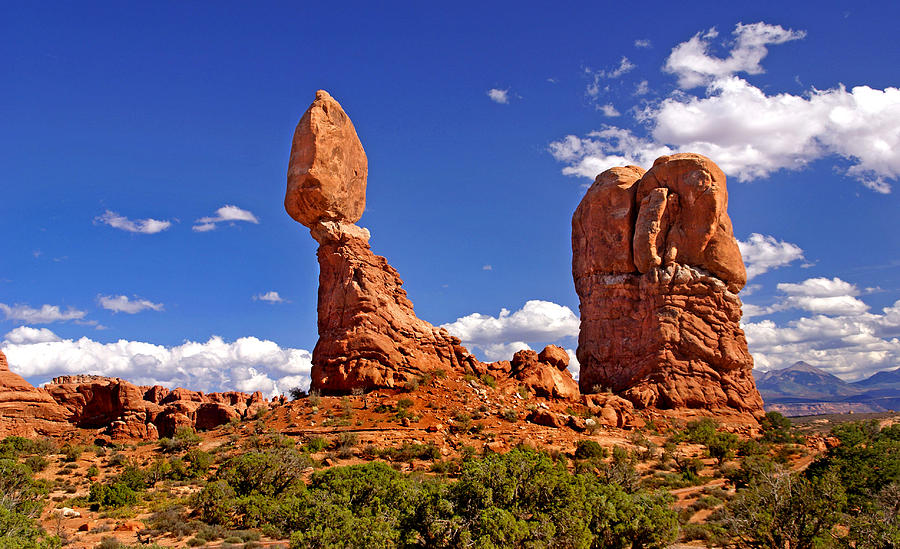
0;350;271;440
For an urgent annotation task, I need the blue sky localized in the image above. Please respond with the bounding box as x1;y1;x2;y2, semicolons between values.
2;2;899;394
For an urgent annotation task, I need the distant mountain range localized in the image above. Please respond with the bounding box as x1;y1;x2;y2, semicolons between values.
755;362;900;416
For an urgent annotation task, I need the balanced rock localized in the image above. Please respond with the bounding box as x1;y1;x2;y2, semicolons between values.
287;91;481;392
573;154;763;414
0;350;71;436
285;90;368;227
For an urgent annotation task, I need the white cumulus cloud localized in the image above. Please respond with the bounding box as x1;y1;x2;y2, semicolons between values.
551;22;900;193
0;303;87;324
487;88;509;104
95;210;172;234
776;277;869;316
744;297;900;380
254;291;285;303
441;300;580;362
1;328;313;397
664;22;805;89
598;104;621;117
738;233;805;280
193;205;260;232
3;326;61;345
98;295;164;314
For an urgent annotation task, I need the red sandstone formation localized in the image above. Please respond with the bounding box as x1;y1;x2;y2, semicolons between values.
573;153;763;414
0;359;269;439
284;91;485;392
0;350;70;436
285;91;582;399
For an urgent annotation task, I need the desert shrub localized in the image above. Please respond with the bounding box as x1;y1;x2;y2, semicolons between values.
107;451;128;467
806;420;900;508
479;373;497;389
217;449;311;498
288;387;306;400
673;455;705;484
378;443;440;463
147;505;194;537
0;436;54;459
185;449;213;478
301;436;327;454
196;447;679;549
707;431;739;465
24;456;48;473
500;409;519;422
88;482;137;509
115;465;148;491
158;427;202;454
719;465;845;549
574;439;607;460
60;444;82;462
602;446;641;492
451;412;472;433
759;411;802;444
0;458;54;548
674;418;719;446
193;481;237;525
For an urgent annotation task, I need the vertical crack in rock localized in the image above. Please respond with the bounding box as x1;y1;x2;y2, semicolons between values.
573;153;764;415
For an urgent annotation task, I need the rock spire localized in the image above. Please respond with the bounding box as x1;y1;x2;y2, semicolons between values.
572;154;763;414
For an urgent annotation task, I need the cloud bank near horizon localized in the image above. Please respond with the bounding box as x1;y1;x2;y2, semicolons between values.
2;327;312;398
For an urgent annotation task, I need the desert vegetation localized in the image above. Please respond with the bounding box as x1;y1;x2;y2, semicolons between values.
1;407;897;548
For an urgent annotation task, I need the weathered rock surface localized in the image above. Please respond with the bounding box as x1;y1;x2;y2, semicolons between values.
0;362;269;439
287;91;489;393
285;90;368;227
309;220;479;391
573;154;763;415
510;348;579;400
0;350;70;436
46;375;268;438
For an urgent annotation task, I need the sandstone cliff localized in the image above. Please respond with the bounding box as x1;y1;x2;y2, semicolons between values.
573;154;763;415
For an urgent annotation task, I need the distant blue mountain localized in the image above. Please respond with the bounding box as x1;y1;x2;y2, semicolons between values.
754;362;900;416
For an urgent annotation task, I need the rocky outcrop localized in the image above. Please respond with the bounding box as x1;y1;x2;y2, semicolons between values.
0;350;71;436
0;360;269;439
573;154;763;415
45;376;268;438
286;90;482;393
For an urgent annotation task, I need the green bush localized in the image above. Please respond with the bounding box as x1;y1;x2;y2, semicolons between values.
195;447;679;549
301;436;327;454
158;427;202;453
0;458;55;548
88;482;137;509
574;439;607;460
759;411;802;444
60;444;82;463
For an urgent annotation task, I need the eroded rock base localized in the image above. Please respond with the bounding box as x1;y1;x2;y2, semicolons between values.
577;264;762;413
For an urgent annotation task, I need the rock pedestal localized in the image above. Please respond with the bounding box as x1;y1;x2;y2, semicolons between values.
310;221;478;391
573;154;763;414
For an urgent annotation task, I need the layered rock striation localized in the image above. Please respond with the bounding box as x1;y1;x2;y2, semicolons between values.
573;154;763;414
